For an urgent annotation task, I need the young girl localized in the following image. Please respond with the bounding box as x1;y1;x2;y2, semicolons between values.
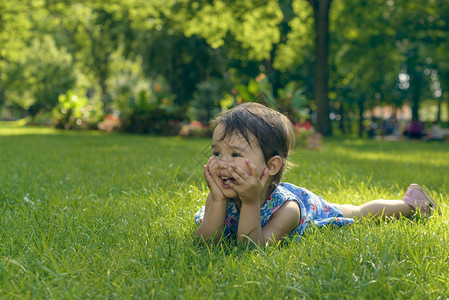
194;103;442;245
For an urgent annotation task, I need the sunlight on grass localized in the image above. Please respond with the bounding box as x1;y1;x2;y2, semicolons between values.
0;123;104;136
0;118;30;127
0;120;61;136
0;126;61;136
332;144;449;167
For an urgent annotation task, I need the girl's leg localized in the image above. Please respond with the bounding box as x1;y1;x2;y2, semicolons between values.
337;184;441;220
336;199;413;220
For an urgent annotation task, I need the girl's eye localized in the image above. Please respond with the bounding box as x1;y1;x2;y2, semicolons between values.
232;153;241;158
212;152;220;157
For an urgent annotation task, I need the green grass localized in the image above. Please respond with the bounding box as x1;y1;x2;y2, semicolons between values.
0;125;448;299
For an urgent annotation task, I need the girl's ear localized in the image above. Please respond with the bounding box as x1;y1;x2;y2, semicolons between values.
266;155;283;176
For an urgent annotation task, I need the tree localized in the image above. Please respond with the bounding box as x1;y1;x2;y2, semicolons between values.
0;0;33;115
305;0;333;136
428;0;449;126
331;0;402;136
389;0;446;122
4;36;76;114
0;0;78;117
139;29;223;106
264;0;294;98
44;1;144;113
330;0;448;136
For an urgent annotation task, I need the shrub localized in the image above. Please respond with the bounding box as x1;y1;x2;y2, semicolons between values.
118;76;186;135
121;107;184;135
188;80;223;124
294;121;321;150
98;115;121;132
27;111;53;127
179;121;211;137
52;90;103;130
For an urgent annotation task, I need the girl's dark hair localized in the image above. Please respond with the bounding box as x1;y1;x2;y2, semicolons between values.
210;102;295;185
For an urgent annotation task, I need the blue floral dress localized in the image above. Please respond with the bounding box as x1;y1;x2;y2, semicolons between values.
194;183;354;240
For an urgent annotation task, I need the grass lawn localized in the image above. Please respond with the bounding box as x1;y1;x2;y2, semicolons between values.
0;125;448;299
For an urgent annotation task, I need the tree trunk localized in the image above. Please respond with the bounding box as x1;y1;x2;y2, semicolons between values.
99;74;110;113
339;102;345;134
0;53;4;111
265;49;280;99
447;100;449;128
308;0;332;136
0;76;4;111
265;0;293;100
436;97;441;122
409;69;422;122
358;98;365;138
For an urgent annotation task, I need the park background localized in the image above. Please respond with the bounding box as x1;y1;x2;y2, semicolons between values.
1;1;449;299
1;0;449;136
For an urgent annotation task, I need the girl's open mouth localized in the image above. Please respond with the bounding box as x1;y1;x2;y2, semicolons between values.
221;176;237;186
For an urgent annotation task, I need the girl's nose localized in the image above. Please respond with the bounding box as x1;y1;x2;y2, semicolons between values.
217;157;231;169
218;160;229;169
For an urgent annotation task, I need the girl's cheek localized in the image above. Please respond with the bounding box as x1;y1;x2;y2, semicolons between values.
208;157;219;172
239;159;253;175
209;157;218;167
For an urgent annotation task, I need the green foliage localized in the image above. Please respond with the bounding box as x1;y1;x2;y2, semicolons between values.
187;79;223;124
183;0;283;60
273;0;314;71
3;36;76;115
331;0;449;128
235;74;276;106
52;90;103;129
235;75;310;120
0;127;448;298
120;79;184;135
277;81;310;120
121;107;184;135
1;0;449;132
107;52;154;117
139;30;224;106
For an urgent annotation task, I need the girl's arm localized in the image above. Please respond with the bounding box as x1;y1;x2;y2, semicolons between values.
237;202;263;243
228;159;300;245
238;200;300;245
195;162;229;243
195;192;228;243
261;201;300;244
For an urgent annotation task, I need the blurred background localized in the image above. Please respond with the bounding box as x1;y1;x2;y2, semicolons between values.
0;0;448;139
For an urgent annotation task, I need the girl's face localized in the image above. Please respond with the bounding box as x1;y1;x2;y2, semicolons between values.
209;123;268;200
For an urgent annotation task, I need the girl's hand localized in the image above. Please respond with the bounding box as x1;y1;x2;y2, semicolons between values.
203;157;227;203
228;159;269;205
